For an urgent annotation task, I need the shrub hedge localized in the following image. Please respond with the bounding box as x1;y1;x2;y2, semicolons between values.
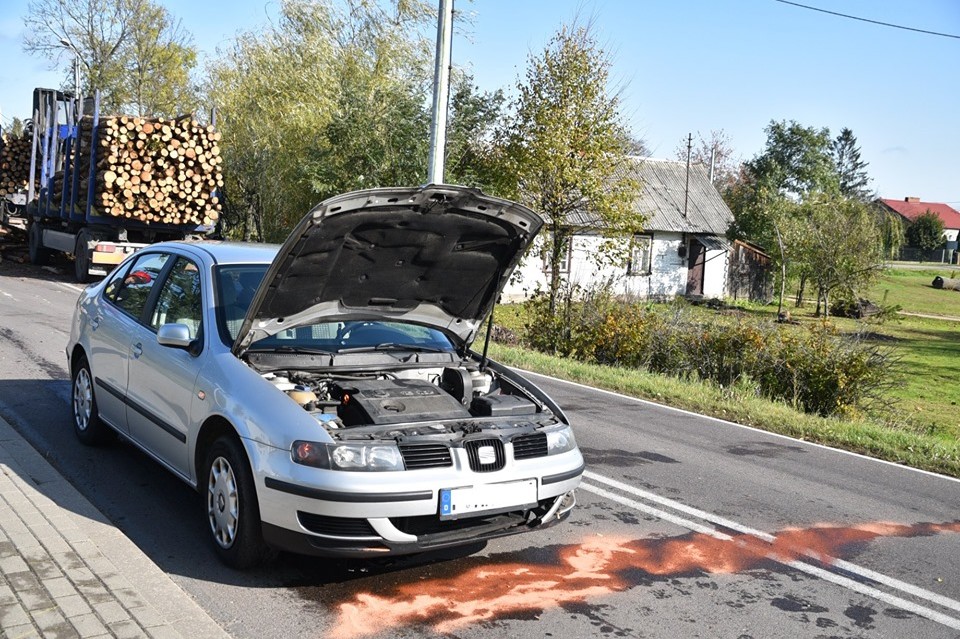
521;289;895;417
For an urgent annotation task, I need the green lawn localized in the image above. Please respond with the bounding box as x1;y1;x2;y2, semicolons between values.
700;300;960;443
869;268;960;317
885;315;960;440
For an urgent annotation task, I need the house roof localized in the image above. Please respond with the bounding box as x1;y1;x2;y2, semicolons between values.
566;157;733;236
878;198;960;230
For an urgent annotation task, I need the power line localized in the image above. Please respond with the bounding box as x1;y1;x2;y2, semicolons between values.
773;0;960;40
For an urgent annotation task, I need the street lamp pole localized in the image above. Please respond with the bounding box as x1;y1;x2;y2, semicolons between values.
59;38;81;97
427;0;453;185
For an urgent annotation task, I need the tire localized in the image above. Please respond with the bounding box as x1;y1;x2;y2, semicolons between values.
71;355;113;445
74;230;91;284
28;222;50;266
204;436;272;569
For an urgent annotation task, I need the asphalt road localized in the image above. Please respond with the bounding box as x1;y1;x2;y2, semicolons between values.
1;254;959;639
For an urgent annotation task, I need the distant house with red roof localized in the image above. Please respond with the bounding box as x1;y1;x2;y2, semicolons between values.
876;197;960;251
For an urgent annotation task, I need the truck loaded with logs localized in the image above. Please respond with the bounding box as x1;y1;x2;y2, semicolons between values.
0;88;222;282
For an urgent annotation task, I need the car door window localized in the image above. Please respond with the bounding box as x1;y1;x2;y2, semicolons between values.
150;257;203;340
110;253;169;320
102;261;131;301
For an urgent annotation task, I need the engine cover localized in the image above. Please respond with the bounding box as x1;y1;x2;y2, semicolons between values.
333;379;471;426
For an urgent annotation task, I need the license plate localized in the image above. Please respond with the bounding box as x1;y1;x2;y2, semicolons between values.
439;479;537;520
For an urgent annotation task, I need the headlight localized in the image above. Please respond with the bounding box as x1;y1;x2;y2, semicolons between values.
291;441;404;471
546;426;577;455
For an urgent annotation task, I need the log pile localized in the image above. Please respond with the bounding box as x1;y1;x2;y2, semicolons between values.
76;115;224;226
0;133;37;198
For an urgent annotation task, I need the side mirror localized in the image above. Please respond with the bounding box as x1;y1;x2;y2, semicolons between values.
157;323;193;349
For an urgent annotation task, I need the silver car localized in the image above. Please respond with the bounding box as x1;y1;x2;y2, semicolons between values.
67;185;584;568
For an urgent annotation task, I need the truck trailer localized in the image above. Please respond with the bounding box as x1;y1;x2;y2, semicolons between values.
8;88;219;282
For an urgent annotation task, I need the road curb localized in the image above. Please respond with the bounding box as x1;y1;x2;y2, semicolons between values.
0;414;231;638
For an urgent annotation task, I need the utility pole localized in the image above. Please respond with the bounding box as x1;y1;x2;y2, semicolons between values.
60;38;81;97
709;145;716;184
427;0;454;185
683;132;692;218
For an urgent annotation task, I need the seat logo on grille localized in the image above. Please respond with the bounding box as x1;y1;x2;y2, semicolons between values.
477;445;497;465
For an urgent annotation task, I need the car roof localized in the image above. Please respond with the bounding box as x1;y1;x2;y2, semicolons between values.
161;240;280;265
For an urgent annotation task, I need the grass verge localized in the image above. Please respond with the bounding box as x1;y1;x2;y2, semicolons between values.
869;268;960;317
484;341;960;479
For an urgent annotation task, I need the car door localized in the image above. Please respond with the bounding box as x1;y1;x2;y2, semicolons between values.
87;251;171;434
125;254;205;478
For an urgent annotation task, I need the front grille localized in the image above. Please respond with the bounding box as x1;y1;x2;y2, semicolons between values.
297;512;377;537
464;438;505;472
512;432;548;460
399;442;453;469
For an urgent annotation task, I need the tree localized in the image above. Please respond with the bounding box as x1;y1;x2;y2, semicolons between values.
123;3;197;116
906;210;946;252
674;129;739;192
497;24;644;316
443;76;506;190
747;120;837;200
832;127;871;201
207;0;353;241
727;120;838;249
780;195;885;316
6;118;26;138
620;132;650;157
22;0;198;116
876;208;904;259
208;0;461;242
305;46;432;199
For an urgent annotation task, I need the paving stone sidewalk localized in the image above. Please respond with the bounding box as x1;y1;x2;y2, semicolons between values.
0;415;230;639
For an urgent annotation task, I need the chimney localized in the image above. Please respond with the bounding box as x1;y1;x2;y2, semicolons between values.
905;196;920;202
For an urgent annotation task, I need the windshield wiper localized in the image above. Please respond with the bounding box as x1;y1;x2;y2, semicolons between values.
246;346;335;356
338;342;448;354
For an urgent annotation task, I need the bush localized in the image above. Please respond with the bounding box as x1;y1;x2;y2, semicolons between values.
521;288;896;417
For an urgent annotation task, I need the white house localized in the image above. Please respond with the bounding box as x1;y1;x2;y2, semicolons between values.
503;158;735;301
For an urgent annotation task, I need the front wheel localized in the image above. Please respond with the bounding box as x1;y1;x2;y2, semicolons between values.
71;355;113;445
204;436;272;569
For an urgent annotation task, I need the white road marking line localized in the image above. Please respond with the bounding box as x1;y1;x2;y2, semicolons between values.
579;482;960;631
580;482;726;538
780;559;960;631
580;473;960;628
1;291;14;299
520;368;960;485
58;282;84;293
584;470;960;615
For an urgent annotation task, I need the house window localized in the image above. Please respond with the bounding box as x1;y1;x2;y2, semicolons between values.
541;236;573;275
628;235;652;276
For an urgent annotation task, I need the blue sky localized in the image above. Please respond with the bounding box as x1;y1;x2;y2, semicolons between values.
1;0;957;204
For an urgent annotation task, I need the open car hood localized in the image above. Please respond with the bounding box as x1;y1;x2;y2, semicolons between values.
233;185;543;356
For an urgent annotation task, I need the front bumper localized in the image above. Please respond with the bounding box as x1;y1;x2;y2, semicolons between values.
252;441;584;557
261;489;578;558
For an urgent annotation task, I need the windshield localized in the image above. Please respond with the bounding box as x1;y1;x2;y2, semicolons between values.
215;264;456;353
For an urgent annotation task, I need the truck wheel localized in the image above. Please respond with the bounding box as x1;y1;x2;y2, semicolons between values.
74;230;92;283
71;355;114;446
28;222;50;266
204;436;273;569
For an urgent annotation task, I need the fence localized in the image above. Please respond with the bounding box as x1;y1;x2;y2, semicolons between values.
897;247;957;264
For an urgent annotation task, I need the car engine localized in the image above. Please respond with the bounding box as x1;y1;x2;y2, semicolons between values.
263;364;546;434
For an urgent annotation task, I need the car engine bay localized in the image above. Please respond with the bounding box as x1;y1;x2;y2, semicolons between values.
262;363;559;440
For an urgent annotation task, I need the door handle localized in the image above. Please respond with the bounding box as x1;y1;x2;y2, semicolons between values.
132;342;143;358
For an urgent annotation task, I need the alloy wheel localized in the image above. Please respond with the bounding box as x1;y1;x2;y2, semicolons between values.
208;456;240;549
73;367;93;431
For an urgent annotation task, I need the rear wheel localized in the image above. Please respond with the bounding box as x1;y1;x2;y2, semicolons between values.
28;222;50;266
204;436;272;569
71;355;113;445
74;230;92;283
